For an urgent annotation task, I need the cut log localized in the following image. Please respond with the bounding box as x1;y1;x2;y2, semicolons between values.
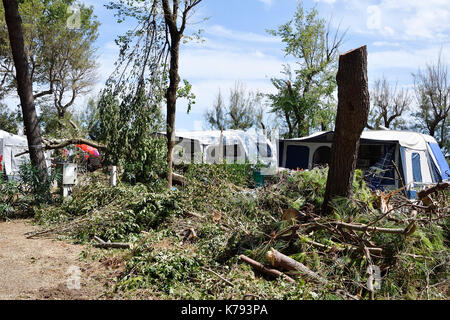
265;248;328;285
172;172;185;186
322;46;370;215
239;254;296;284
93;242;131;249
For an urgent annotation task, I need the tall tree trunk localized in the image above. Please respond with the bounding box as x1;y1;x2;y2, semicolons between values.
322;46;370;215
2;0;47;182
166;35;181;189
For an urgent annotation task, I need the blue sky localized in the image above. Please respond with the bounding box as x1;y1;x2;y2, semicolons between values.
30;0;450;131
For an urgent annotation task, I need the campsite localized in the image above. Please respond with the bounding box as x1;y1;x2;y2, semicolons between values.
0;0;449;303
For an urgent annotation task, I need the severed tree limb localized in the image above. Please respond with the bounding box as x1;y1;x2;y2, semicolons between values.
326;221;409;235
92;236;131;249
265;248;328;285
417;183;449;200
93;242;131;249
202;267;234;287
239;254;296;284
15;137;107;157
172;172;185;186
298;234;383;255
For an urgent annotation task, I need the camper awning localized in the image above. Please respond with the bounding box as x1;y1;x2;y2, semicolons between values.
283;130;434;151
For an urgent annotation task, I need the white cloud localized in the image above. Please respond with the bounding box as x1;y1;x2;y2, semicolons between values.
179;47;285;81
368;45;450;80
205;25;280;44
258;0;273;7
314;0;337;4
317;0;450;42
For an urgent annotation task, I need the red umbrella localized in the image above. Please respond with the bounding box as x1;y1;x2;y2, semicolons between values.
76;144;100;157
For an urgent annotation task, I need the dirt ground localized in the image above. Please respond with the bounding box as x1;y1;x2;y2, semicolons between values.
0;219;121;300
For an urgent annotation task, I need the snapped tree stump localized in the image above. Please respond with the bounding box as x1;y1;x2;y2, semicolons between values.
322;46;370;215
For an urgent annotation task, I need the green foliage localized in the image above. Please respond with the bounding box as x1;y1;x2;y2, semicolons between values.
0;0;100;118
119;243;205;293
122;136;168;184
0;176;19;219
35;177;180;242
0;161;60;219
267;3;344;138
32;165;449;300
99;86;165;183
0;106;20;134
18;161;61;206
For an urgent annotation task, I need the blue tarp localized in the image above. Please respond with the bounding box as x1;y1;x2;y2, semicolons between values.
428;142;450;180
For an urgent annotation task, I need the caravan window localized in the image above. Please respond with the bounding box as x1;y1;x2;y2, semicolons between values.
412;153;423;182
257;143;272;158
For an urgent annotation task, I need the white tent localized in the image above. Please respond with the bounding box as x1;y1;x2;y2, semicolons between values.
279;130;449;198
0;130;51;180
168;130;278;171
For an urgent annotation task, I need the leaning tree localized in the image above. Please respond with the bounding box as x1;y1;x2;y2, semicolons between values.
102;0;202;188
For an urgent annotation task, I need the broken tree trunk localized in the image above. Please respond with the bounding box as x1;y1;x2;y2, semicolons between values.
322;46;370;215
239;254;296;284
265;248;328;285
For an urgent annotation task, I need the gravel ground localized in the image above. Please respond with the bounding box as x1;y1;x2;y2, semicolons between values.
0;219;112;300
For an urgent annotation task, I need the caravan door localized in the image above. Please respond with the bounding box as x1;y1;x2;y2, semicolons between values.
402;148;433;197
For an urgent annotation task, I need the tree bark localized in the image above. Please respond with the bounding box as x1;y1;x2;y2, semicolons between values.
322;46;370;215
265;248;328;284
162;0;181;189
2;0;47;182
166;36;181;189
239;254;296;284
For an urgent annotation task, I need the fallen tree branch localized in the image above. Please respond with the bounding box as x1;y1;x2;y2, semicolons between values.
92;242;132;249
327;221;409;235
298;234;383;255
185;211;205;219
265;248;328;285
15;137;107;157
172;172;185;186
202;267;234;287
92;236;131;249
25;217;90;239
239;254;296;284
417;183;449;199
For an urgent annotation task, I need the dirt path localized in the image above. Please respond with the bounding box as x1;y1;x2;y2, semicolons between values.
0;219;117;300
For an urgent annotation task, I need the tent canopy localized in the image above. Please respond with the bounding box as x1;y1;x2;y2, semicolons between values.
0;130;52;179
279;129;449;198
283;130;435;151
